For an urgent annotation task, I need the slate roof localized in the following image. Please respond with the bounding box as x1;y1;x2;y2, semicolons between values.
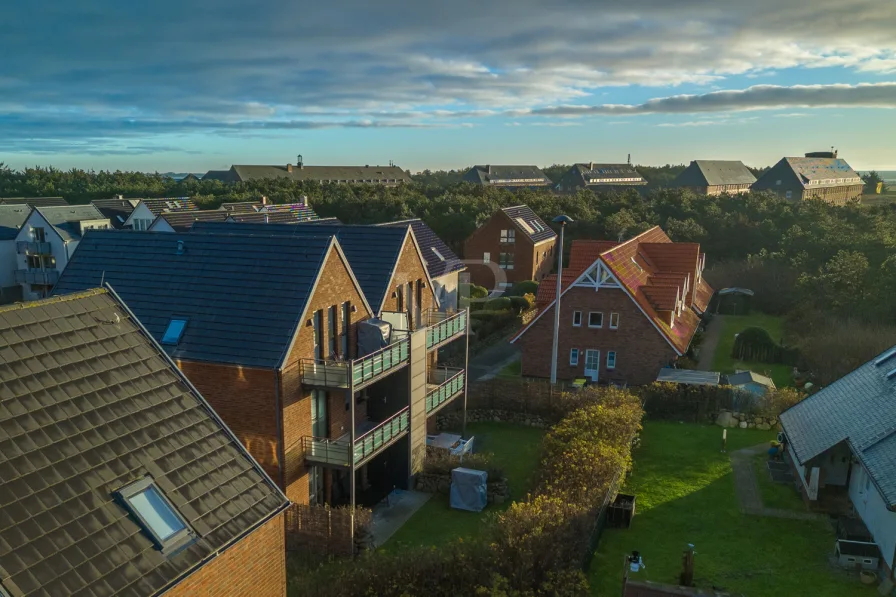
0;289;288;597
217;202;262;213
257;203;320;221
462;165;552;187
151;210;231;232
52;231;337;368
378;218;464;279
656;368;721;386
91;199;138;229
562;163;647;188
201;170;237;183
229;165;411;184
138;198;199;216
0;197;68;208
34;205;108;241
779;347;896;507
228;211;307;224
190;221;411;314
783;157;862;188
0;205;31;241
673;160;757;187
501;205;556;243
726;370;776;389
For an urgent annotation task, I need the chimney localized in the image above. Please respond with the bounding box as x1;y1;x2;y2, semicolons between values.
297;154;303;169
834;148;838;158
487;165;491;175
287;164;293;173
114;194;123;200
261;195;269;206
627;153;631;165
589;162;594;170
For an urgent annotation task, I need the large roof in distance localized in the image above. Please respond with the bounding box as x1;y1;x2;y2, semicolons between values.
501;205;556;243
462;165;552;186
783;157;862;188
780;346;896;507
0;197;68;208
0;289;288;597
378;218;464;279
673;160;757;187
139;198;199;216
0;204;31;240
52;231;336;367
231;164;411;184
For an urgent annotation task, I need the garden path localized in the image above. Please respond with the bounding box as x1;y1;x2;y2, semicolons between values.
697;315;725;371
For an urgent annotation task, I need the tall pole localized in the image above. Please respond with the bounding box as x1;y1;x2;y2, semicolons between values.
550;222;566;384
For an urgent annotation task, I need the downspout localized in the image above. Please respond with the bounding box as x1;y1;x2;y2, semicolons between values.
274;368;286;490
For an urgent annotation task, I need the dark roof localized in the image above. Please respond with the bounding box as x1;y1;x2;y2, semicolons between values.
656;368;721;386
91;199;138;229
462;165;552;186
218;202;262;213
563;163;646;187
0;289;288;597
139;198;199;216
0;197;68;208
779;346;896;506
201;170;237;182
673;160;757;187
501;205;556;243
34;205;108;241
0;205;30;241
725;370;776;388
258;203;320;221
230;165;411;184
190;221;409;313
753;157;862;191
52;231;337;368
378;219;464;278
152;210;231;232
228;211;304;224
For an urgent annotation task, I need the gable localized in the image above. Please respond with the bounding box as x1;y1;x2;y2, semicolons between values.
16;209;63;244
752;158;803;191
123;202;156;227
381;231;440;312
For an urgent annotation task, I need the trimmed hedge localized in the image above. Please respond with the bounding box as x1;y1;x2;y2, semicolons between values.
732;326;799;365
508;280;539;297
485;296;513;311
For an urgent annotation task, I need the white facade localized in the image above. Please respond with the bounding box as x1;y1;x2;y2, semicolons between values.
0;239;18;290
433;271;460;312
849;461;896;570
147;217;175;232
123;202;156;231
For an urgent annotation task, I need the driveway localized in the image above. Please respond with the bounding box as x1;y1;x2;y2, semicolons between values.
468;340;520;381
697;315;725;371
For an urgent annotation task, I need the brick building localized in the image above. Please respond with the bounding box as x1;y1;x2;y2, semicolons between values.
461;165;553;189
202;155;411;186
463;205;557;290
511;228;712;385
555;162;647;193
54;225;469;511
751;153;863;205
0;289;289;597
671;160;756;195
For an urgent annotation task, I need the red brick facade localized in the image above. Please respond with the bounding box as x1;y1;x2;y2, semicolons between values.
464;210;556;289
517;286;677;385
380;233;437;322
164;513;286;597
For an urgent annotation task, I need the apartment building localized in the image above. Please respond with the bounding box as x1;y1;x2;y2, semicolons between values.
203;156;411;186
0;204;31;303
54;228;469;510
671;160;757;195
555;162;647;193
461;165;553;189
751;153;864;205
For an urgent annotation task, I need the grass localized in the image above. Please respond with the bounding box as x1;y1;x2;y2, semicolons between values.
753;454;805;511
712;313;792;388
384;421;543;550
590;422;875;597
861;191;896;207
497;359;522;377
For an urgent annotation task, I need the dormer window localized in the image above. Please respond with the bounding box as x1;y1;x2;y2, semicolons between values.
116;476;195;554
162;318;188;345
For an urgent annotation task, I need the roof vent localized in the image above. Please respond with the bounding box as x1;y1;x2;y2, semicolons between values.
176;240;185;255
874;349;896;366
887;368;896;380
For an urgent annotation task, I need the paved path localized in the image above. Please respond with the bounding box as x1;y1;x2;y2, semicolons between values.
697;314;725;371
729;444;824;521
368;489;432;547
469;340;520;381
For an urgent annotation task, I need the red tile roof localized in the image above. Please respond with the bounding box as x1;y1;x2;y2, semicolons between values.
535;240;618;306
694;278;713;313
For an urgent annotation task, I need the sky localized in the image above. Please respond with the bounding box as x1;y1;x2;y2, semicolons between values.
2;0;896;172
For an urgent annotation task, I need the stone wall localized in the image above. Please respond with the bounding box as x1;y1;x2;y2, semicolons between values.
415;472;511;505
715;410;779;431
437;408;549;430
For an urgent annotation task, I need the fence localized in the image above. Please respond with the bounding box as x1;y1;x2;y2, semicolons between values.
583;468;624;571
284;503;372;557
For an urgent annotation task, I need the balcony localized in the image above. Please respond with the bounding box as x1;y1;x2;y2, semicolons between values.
303;406;410;468
301;334;410;389
425;310;467;350
16;241;52;255
14;269;59;285
426;367;465;414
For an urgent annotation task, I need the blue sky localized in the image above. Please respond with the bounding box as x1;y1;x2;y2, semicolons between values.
1;0;895;172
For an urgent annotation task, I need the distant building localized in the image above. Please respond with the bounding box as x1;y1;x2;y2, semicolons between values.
122;197;199;230
0;196;68;207
0;204;31;303
671;160;756;195
149;210;231;232
751;153;863;205
203;155;411;186
463;205;557;289
461;165;553;188
555;162;647;193
91;197;139;229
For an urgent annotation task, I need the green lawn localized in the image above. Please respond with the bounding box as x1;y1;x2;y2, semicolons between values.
753;454;805;511
384;421;543;549
590;422;874;597
712;313;792;388
498;359;522;377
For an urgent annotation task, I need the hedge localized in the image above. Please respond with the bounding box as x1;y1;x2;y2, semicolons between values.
508;280;539;297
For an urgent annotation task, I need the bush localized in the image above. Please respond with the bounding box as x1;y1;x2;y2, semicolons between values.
423;449;504;479
485;296;513;311
758;387;805;417
508;296;530;312
460;283;489;300
508;280;539;297
731;326;798;365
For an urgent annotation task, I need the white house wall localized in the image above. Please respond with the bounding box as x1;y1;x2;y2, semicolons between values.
0;239;17;289
123;203;156;230
849;462;896;569
434;271;459;312
15;211;68;300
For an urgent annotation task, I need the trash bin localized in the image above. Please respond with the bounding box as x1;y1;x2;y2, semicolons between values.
607;493;636;528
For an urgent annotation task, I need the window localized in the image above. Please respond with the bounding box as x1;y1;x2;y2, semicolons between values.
27;255;41;269
31;227;46;242
312;310;323;360
588;312;603;328
161;319;188;345
116;477;193;553
341;302;350;358
775;179;781;186
785;190;793;199
572;311;582;327
570;348;579;366
535;252;539;264
607;351;617;369
499;252;514;270
609;312;619;329
431;247;445;261
483;252;491;264
500;229;515;243
328;305;338;358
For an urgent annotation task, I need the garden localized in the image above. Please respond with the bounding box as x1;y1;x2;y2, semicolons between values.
711;312;793;388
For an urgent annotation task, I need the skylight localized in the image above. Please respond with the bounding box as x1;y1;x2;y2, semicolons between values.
431;247;445;261
874;348;896;366
161;319;188;345
117;477;194;553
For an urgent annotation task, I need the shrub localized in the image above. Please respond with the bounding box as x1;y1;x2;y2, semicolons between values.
460;283;489;300
485;296;513;311
423;449;504;479
731;326;798;365
508;280;539;297
508;296;530;312
758;387;805;417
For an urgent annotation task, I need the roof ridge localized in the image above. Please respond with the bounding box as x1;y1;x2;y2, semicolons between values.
0;288;107;313
600;225;663;254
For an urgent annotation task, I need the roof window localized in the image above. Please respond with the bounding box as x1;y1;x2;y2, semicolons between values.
431;247;445;261
116;476;195;553
162;318;188;345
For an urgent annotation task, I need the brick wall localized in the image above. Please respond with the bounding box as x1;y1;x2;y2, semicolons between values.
380;233;437;324
517;286;678;385
464;210;549;288
531;240;556;282
175;360;281;482
164;513;286;597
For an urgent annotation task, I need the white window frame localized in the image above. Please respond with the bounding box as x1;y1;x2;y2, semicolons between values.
609;312;620;329
570;348;579;366
572;311;582;327
607;351;617;369
588;311;603;328
116;476;196;554
483;252;490;264
500;229;515;243
785;190;793;199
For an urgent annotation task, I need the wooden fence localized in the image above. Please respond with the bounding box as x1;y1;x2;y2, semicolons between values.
284;503;372;557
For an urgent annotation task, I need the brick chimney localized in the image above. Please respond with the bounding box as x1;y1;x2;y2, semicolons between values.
261;195;269;206
287;164;293;173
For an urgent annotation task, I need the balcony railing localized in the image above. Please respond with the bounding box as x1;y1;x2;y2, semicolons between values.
425;310;467;350
302;406;410;468
426;368;465;413
16;241;52;255
300;334;411;388
14;269;59;285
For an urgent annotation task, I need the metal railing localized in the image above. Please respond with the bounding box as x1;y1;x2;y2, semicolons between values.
16;241;52;255
300;333;411;388
425;310;467;349
354;407;410;464
302;436;351;467
426;368;465;413
14;269;59;285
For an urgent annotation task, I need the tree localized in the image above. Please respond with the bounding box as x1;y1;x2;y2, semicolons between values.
861;170;888;194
